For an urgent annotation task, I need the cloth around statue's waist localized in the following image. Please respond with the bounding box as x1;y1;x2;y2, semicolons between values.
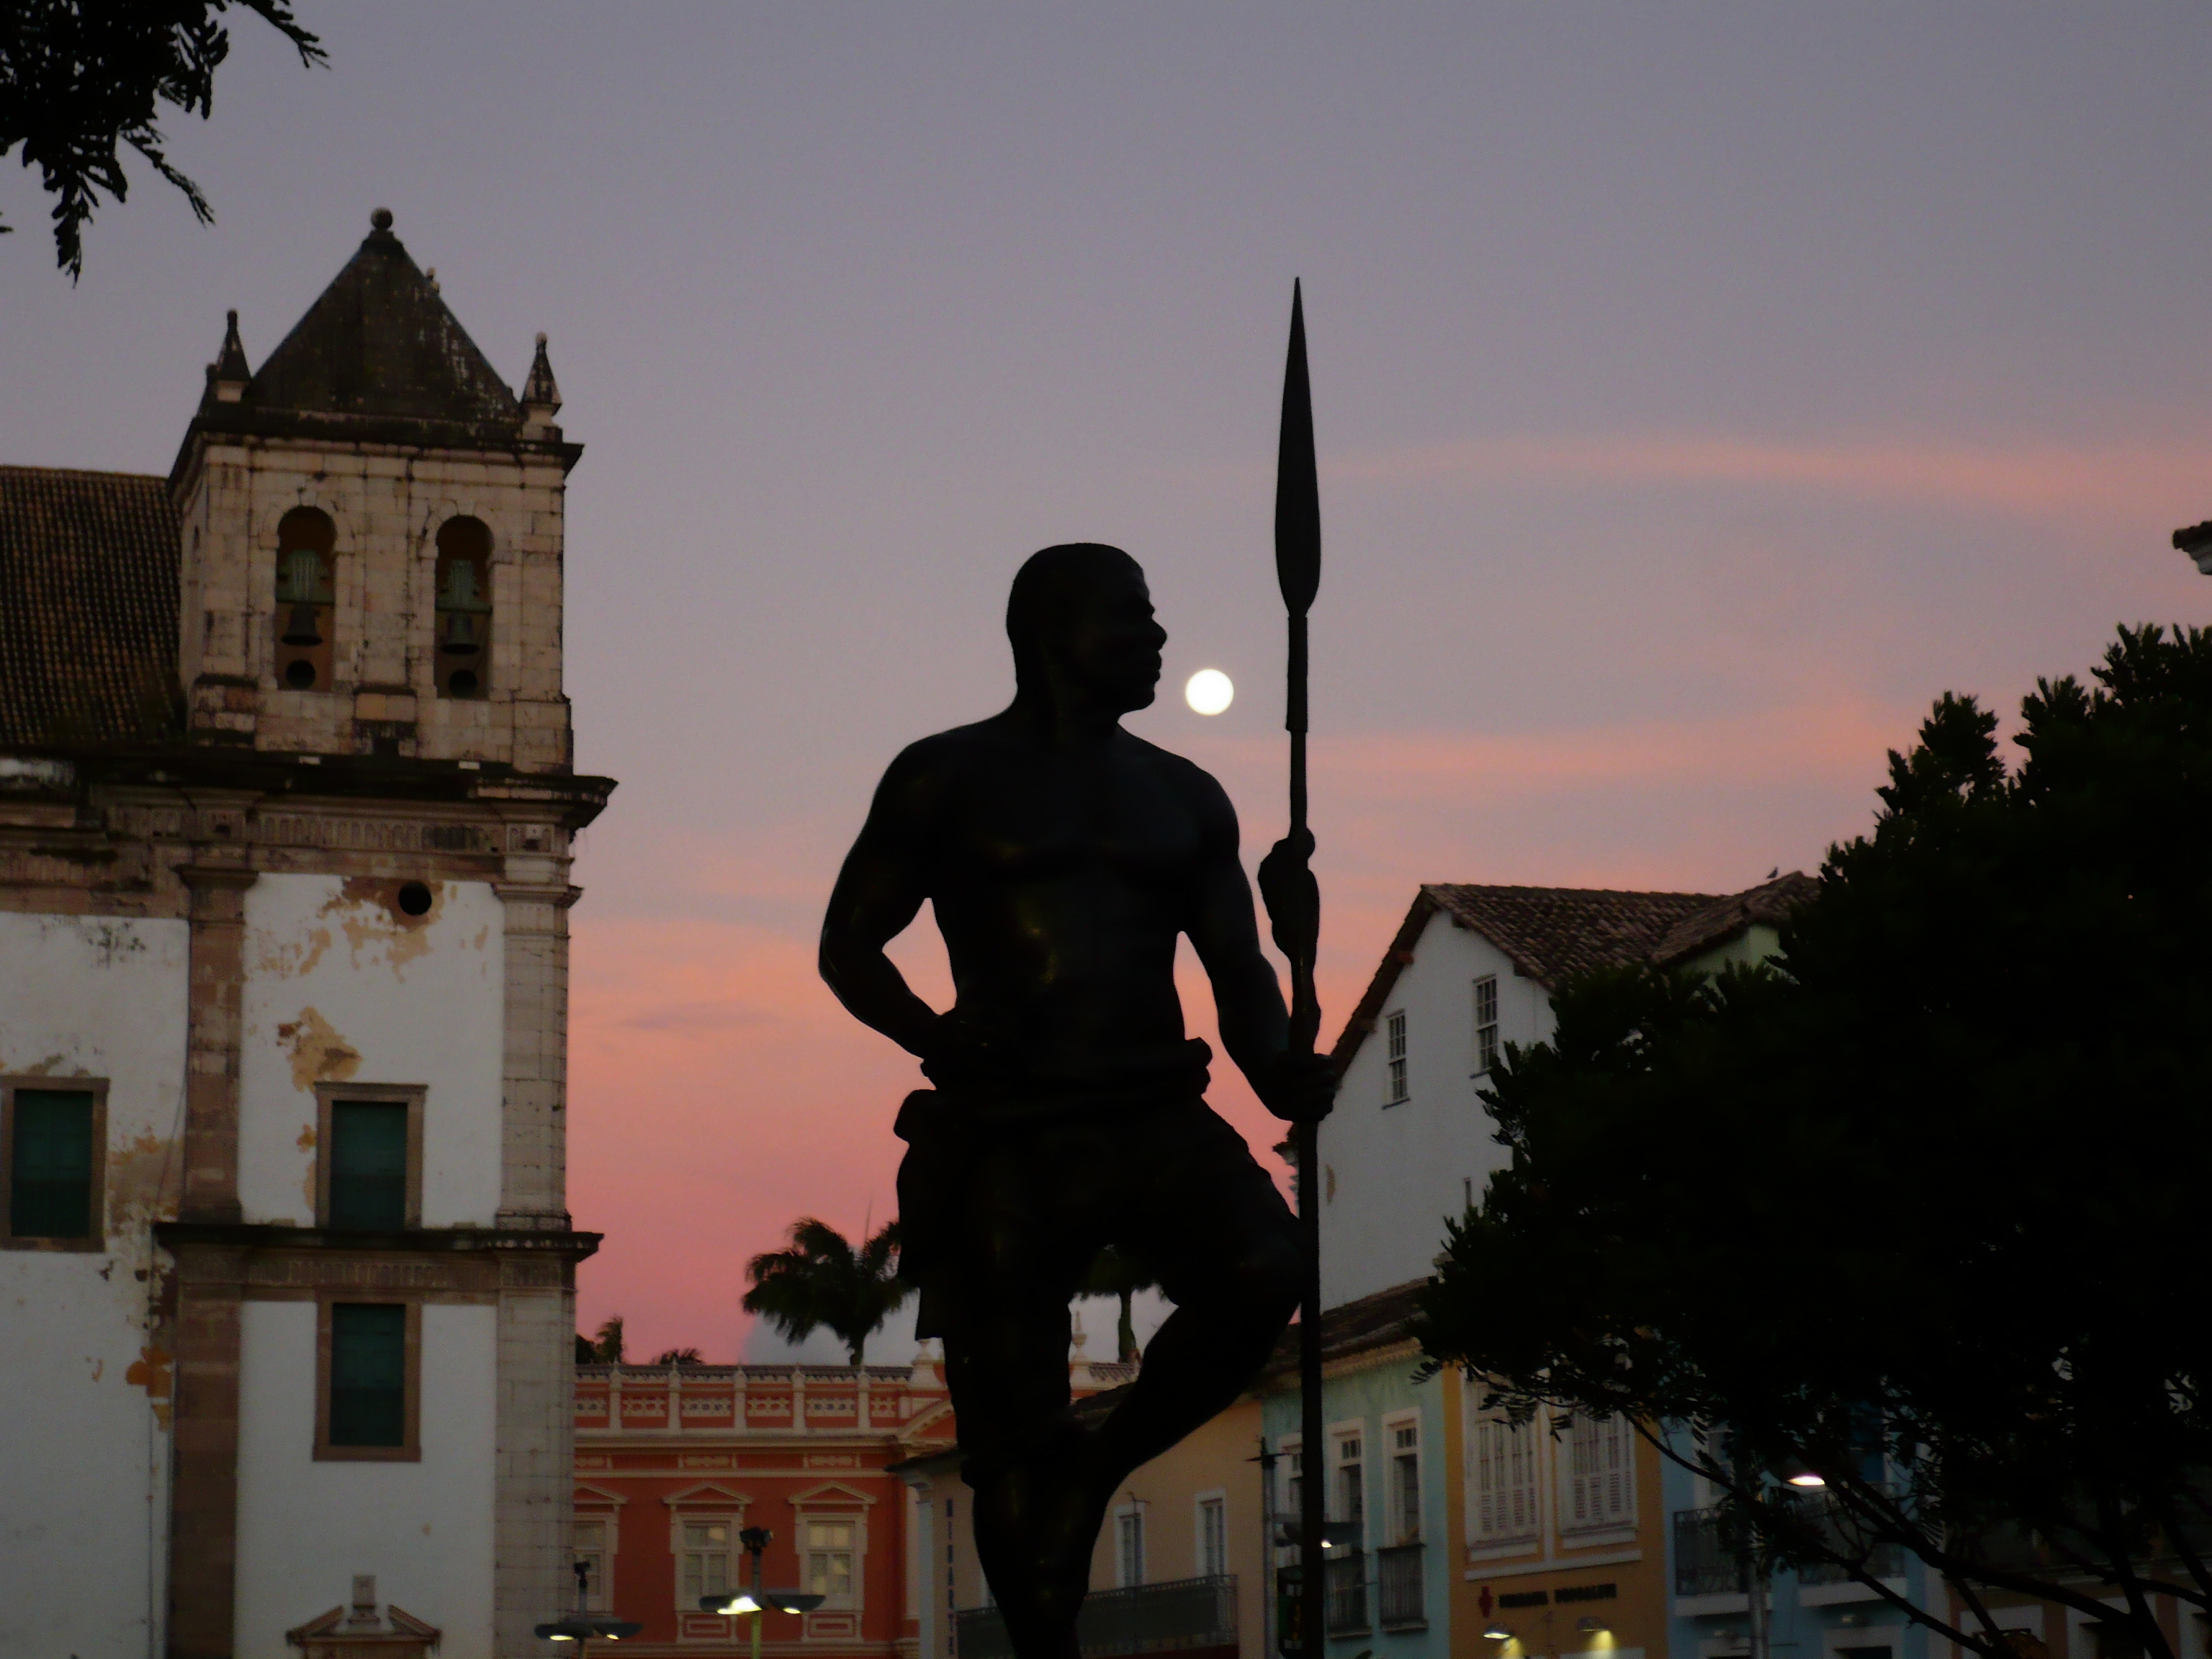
901;1035;1214;1131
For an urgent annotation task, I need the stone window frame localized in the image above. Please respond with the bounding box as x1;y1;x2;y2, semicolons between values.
790;1482;876;1614
665;1485;751;1613
313;1295;423;1462
572;1485;629;1614
315;1083;426;1231
0;1075;109;1252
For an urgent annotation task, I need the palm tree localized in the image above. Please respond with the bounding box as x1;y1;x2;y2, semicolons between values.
652;1346;705;1366
574;1313;626;1364
742;1217;908;1369
1085;1245;1157;1364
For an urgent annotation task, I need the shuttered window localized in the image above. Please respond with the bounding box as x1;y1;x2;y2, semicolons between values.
329;1303;408;1446
10;1089;96;1238
329;1100;408;1230
1560;1411;1635;1532
1467;1408;1539;1543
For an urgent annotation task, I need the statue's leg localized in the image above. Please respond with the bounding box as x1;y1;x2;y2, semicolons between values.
943;1131;1102;1659
1088;1102;1303;1494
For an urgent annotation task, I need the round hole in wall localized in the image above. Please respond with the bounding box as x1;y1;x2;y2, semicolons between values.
397;881;433;917
284;658;317;691
448;669;479;697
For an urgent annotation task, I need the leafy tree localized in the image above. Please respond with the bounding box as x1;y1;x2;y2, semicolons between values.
575;1315;624;1365
1417;625;2212;1659
1084;1245;1157;1364
652;1346;705;1366
743;1217;908;1370
2;1;325;279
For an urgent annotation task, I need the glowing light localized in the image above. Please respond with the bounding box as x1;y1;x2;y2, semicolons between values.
1184;668;1233;715
1786;1471;1827;1488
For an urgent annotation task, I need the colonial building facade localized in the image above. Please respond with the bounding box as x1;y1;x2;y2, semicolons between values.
0;209;611;1659
571;1352;962;1656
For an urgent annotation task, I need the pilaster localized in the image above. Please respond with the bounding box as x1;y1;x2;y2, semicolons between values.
180;850;258;1222
493;852;580;1230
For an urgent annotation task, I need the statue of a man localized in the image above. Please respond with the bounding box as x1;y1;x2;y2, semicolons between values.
821;542;1334;1659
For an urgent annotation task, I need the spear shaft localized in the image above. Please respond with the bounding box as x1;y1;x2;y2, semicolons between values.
1272;280;1326;1659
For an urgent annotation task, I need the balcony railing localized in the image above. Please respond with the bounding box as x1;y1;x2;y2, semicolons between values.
1325;1550;1368;1635
1673;1501;1907;1596
1377;1542;1426;1629
1674;1507;1748;1597
1792;1496;1906;1584
956;1575;1237;1659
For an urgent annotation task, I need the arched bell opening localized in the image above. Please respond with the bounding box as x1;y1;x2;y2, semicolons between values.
433;517;493;701
273;507;336;693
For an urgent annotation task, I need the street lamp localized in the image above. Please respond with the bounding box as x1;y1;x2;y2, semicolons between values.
1483;1622;1515;1641
535;1615;644;1647
699;1527;825;1659
537;1560;642;1653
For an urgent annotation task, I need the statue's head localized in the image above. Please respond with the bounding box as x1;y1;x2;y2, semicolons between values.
1007;543;1166;714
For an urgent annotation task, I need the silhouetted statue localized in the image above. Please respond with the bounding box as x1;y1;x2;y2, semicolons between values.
822;543;1334;1659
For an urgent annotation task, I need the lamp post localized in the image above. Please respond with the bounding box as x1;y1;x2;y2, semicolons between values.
701;1527;826;1659
536;1560;644;1655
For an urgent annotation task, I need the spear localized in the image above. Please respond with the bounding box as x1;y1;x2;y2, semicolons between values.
1264;279;1326;1659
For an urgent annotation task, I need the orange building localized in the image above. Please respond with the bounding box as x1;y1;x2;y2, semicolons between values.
572;1344;1137;1656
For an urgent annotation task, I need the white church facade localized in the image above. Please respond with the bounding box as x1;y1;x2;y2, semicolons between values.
0;209;613;1659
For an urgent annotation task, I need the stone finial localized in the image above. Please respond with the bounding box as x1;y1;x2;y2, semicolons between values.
521;332;563;437
370;207;394;233
212;309;251;402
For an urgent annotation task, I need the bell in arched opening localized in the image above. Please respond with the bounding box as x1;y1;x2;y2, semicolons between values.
273;508;337;692
433;517;493;699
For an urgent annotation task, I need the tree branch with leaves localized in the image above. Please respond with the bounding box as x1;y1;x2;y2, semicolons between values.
1418;625;2212;1659
1;0;325;279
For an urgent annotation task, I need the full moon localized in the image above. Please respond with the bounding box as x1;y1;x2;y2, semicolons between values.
1184;668;1234;716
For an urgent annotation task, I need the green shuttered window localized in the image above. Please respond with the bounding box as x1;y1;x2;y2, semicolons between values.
328;1100;408;1230
12;1089;96;1238
330;1303;408;1446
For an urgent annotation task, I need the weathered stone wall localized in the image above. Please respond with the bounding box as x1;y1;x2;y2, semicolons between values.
173;437;572;771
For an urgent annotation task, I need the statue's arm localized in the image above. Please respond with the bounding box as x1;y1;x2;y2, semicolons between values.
1182;767;1336;1123
819;747;946;1059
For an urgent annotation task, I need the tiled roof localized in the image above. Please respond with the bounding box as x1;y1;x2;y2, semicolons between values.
1329;872;1814;1067
1256;1278;1429;1384
177;211;561;466
0;466;179;748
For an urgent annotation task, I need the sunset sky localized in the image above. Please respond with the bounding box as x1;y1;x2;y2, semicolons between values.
7;6;2212;1360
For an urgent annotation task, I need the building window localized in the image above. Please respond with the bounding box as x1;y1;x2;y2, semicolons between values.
573;1519;611;1611
1197;1494;1228;1578
1388;1421;1421;1542
1560;1411;1635;1532
318;1300;420;1460
434;516;493;699
1473;976;1500;1074
316;1085;423;1231
1115;1504;1147;1587
274;506;337;692
2;1080;107;1248
1384;1010;1408;1105
1282;1442;1303;1521
804;1518;859;1609
680;1521;736;1606
1467;1405;1539;1545
1334;1432;1365;1532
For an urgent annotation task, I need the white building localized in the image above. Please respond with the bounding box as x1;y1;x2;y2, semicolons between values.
1316;876;1809;1307
0;209;612;1659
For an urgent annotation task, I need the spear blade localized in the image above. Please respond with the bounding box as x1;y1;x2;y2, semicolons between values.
1275;280;1322;623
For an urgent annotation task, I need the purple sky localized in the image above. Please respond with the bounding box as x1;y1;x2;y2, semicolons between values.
8;6;2212;1359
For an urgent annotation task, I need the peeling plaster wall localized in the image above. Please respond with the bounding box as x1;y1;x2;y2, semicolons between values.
239;872;505;1226
0;911;189;1659
233;1298;498;1658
